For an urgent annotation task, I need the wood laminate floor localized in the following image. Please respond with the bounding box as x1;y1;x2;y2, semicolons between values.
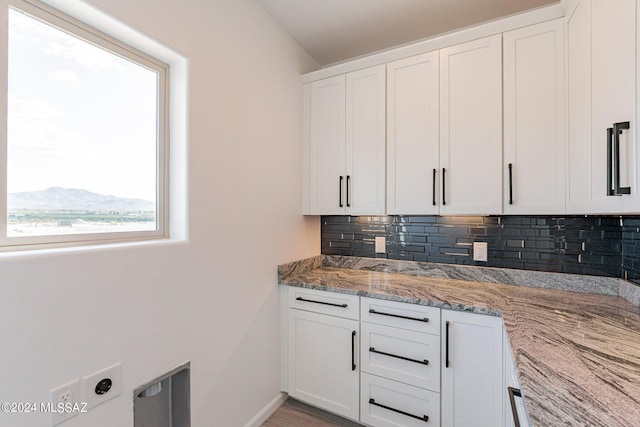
262;399;361;427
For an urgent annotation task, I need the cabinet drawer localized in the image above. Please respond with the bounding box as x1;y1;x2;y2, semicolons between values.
361;322;440;391
288;287;359;320
361;373;440;427
361;297;440;334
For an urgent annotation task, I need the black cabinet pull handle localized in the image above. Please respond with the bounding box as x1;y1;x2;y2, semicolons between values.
369;347;429;365
442;168;446;205
613;121;631;195
508;387;523;427
346;175;351;207
607;128;614;196
445;321;450;368
339;176;344;207
508;163;514;205
369;309;428;322
351;331;356;371
432;168;437;206
369;399;428;423
295;297;347;308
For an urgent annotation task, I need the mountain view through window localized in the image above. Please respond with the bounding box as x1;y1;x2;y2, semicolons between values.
7;8;159;238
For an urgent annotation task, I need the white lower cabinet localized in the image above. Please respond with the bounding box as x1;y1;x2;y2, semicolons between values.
360;298;441;427
286;289;360;421
361;373;440;427
504;332;531;427
284;288;515;427
441;309;504;427
360;322;440;390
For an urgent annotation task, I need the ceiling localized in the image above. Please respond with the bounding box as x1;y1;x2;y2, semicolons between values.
257;0;559;66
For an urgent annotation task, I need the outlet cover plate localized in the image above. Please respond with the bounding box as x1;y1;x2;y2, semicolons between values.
375;236;386;253
473;242;488;262
82;362;122;410
50;379;81;426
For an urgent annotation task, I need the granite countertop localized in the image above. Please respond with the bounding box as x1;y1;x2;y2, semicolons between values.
278;256;640;427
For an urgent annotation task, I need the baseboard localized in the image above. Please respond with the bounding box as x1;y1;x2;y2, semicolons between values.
244;392;288;427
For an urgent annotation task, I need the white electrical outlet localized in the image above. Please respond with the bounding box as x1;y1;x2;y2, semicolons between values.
375;236;386;253
50;379;81;426
82;362;123;410
473;242;488;262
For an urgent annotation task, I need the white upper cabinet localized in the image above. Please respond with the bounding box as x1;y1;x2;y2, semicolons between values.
303;75;346;215
346;66;387;215
303;65;385;215
439;35;503;215
567;0;640;214
503;19;566;214
386;52;440;215
303;4;617;217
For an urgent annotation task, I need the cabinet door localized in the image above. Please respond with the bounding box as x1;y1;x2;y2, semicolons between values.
504;333;531;427
303;75;346;214
567;0;638;213
441;310;504;427
439;35;503;215
345;65;386;215
288;309;359;420
503;19;565;214
386;52;440;214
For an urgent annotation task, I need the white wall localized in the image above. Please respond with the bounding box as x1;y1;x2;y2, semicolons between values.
0;0;320;426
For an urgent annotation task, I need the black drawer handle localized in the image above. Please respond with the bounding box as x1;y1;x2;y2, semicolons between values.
351;331;357;371
445;320;450;368
508;387;523;427
432;168;437;206
369;347;428;365
296;297;347;308
508;163;514;205
442;167;446;206
369;399;428;423
607;127;614;196
613;121;631;195
339;176;344;207
369;309;428;322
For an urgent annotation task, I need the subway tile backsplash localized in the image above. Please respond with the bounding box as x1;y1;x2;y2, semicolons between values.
321;215;640;286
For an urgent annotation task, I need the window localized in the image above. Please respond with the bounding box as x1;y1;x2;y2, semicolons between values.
2;0;169;249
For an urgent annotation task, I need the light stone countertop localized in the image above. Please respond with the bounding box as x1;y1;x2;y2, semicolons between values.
278;256;640;427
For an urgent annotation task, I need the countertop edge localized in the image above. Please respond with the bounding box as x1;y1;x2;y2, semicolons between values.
280;255;640;308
